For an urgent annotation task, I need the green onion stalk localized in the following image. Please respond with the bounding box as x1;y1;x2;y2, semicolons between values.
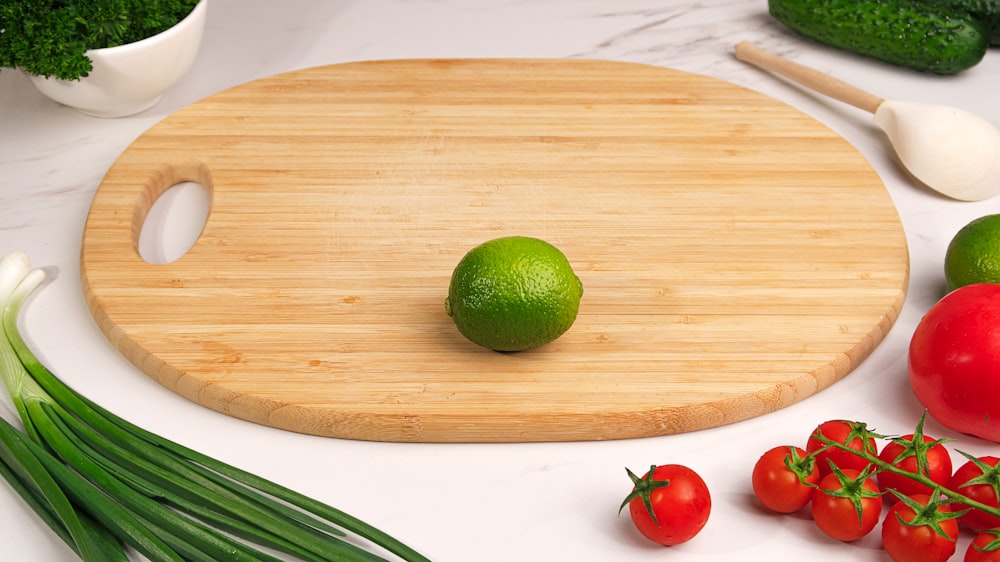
0;252;432;562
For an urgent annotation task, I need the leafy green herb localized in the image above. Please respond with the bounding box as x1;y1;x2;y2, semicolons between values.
0;0;201;80
0;252;432;562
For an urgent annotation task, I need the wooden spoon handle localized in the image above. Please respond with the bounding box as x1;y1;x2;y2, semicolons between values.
734;41;884;114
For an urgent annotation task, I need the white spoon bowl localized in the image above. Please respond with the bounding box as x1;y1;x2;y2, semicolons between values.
874;100;1000;202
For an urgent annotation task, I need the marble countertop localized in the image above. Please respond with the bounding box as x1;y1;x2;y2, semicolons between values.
3;1;1000;560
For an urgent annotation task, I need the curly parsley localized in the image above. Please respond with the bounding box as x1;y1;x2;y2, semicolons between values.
0;0;201;80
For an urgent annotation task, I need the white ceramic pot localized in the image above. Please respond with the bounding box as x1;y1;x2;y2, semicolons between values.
27;0;208;117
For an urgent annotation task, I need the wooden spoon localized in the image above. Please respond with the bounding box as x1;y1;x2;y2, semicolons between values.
734;40;1000;202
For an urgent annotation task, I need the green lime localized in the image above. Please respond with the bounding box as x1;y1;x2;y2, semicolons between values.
445;236;583;352
945;214;1000;291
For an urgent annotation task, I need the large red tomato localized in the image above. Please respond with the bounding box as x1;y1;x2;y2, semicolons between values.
909;283;1000;442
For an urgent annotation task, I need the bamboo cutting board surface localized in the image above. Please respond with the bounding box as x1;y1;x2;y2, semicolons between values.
81;58;908;443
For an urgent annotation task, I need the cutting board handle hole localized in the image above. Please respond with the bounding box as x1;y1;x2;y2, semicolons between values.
137;179;211;264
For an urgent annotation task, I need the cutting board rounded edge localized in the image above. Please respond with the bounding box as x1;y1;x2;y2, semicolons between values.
80;57;911;443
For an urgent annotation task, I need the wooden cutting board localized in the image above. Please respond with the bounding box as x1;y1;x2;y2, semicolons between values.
81;58;909;443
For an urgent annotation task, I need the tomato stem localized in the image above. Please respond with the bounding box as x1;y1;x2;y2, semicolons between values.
782;446;818;486
620;465;672;526
887;488;965;539
973;528;1000;553
818;463;882;527
885;413;953;480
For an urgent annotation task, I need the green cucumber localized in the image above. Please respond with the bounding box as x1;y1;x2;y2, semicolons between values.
917;0;1000;45
768;0;988;74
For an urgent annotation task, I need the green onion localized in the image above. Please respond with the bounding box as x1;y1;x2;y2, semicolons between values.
0;252;431;562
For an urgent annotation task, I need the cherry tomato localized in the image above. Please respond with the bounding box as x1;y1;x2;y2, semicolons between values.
877;434;953;501
621;464;711;546
751;445;819;513
909;283;1000;443
948;456;1000;531
807;420;879;477
811;468;883;542
881;494;958;562
966;529;1000;562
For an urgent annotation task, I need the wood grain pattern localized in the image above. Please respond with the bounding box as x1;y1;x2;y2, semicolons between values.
80;59;909;442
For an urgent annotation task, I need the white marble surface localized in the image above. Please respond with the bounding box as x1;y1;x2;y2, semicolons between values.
3;1;1000;560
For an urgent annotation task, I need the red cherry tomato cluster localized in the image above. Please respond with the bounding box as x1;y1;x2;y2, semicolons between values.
751;417;1000;562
